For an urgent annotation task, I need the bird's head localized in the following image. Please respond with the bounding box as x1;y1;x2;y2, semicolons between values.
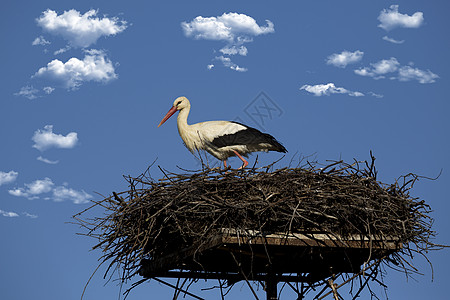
157;96;190;128
172;96;190;110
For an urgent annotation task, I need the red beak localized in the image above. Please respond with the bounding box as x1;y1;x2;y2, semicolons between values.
157;106;177;128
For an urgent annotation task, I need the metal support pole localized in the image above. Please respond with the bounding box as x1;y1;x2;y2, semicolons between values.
266;272;278;300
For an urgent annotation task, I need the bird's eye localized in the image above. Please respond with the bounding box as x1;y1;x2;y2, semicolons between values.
176;101;182;106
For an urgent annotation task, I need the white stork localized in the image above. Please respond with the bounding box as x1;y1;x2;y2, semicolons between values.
157;96;287;169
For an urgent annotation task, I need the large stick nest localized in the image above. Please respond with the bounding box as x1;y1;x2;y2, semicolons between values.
75;154;442;298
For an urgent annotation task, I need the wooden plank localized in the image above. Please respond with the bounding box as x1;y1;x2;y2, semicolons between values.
140;229;402;279
219;229;402;250
221;235;401;249
146;270;309;282
139;234;224;275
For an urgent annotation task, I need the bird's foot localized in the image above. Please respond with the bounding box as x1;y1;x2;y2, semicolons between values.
237;161;249;170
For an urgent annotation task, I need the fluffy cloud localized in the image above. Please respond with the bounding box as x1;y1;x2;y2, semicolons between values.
378;5;424;31
32;125;78;151
14;86;39;100
382;36;405;44
0;171;19;186
326;50;364;68
355;57;400;79
398;66;439;84
220;45;248;56
0;209;19;218
182;12;274;71
182;12;274;42
33;49;117;89
16;10;124;100
37;156;59;164
215;56;248;72
32;35;51;46
43;86;55;94
369;92;384;99
355;58;438;83
54;46;71;55
9;177;54;199
0;210;38;218
52;186;91;204
23;212;38;219
300;83;364;97
36;9;127;48
9;179;92;204
15;86;57;99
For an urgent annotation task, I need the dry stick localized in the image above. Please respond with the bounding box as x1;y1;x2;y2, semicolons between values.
75;158;439;299
175;278;190;300
229;251;260;300
122;278;148;299
313;281;333;300
172;277;181;300
250;155;259;172
81;263;103;300
351;267;378;300
286;282;300;295
152;277;205;300
218;279;226;300
158;166;175;183
278;281;288;299
316;259;383;300
327;279;339;300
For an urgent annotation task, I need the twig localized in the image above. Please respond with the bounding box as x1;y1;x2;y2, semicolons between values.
152;277;205;300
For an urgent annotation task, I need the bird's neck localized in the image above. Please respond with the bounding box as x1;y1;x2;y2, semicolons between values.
177;106;190;134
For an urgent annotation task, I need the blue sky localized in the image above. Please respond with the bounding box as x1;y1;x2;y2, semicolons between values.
1;0;449;299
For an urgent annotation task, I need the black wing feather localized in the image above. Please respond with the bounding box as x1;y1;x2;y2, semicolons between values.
210;122;287;153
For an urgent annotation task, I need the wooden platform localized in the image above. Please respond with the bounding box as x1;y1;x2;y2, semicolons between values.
139;229;402;284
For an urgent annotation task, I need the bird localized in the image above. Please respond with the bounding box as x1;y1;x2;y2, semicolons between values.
157;96;287;169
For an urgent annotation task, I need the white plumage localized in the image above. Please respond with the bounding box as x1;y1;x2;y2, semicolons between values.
158;96;287;168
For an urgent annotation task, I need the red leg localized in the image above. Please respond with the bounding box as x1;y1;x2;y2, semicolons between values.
232;150;248;169
223;160;228;169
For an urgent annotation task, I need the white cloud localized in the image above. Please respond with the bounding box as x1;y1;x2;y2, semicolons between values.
355;57;400;79
54;45;71;55
398;66;439;84
8;189;25;198
326;50;364;68
32;125;78;151
0;171;19;186
8;189;26;197
382;36;405;44
0;209;19;218
378;5;424;31
36;9;127;48
9;178;91;204
22;178;53;195
23;212;38;218
300;83;364;97
182;12;274;42
9;177;54;199
350;91;364;97
220;45;248;56
52;186;92;204
32;35;51;46
182;12;273;71
355;57;438;83
37;156;59;164
207;64;214;70
33;49;117;90
43;86;55;94
215;56;248;72
0;208;37;218
369;92;384;99
14;86;39;99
